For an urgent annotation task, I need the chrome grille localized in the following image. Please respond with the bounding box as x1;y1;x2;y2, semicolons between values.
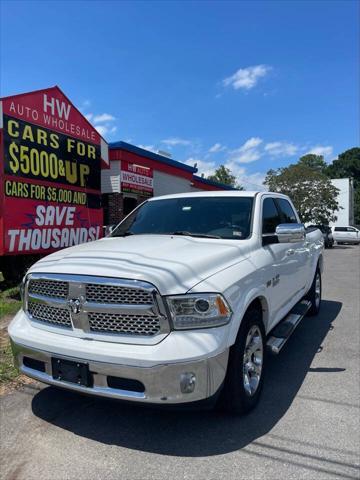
28;302;71;328
25;274;168;340
86;284;153;305
88;312;161;335
28;279;68;299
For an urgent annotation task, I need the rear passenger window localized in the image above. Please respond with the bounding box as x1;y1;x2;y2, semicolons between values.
276;199;297;223
335;227;347;232
262;198;281;234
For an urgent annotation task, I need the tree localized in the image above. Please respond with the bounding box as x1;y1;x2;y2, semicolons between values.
264;163;340;224
298;154;328;173
207;165;244;189
325;148;360;225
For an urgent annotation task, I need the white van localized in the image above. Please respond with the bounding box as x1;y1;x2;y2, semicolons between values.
332;226;360;245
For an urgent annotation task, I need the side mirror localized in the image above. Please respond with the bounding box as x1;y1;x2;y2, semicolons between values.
276;223;305;243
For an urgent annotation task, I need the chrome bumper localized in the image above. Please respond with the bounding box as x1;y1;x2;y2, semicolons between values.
11;339;229;404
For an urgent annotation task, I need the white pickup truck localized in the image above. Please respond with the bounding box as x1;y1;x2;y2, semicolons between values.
9;191;324;414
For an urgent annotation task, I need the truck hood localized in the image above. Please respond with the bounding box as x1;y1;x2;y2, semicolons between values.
29;235;249;294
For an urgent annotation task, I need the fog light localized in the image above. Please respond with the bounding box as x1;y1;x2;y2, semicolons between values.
180;372;196;394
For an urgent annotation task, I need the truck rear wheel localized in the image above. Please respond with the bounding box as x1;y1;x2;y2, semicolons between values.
219;307;266;415
305;268;322;316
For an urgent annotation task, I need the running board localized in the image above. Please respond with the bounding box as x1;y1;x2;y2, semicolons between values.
266;300;311;354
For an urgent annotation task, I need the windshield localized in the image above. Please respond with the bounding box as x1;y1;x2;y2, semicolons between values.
111;196;254;240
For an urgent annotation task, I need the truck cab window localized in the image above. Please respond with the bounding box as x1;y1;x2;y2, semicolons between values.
262;198;281;234
276;198;297;223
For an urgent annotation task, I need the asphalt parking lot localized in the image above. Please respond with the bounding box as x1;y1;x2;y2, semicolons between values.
1;245;359;480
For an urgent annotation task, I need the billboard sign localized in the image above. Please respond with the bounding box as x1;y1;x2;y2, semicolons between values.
0;87;104;255
120;161;153;197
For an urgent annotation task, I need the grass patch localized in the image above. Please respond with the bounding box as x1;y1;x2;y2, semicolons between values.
0;340;19;384
0;285;21;319
0;278;21;387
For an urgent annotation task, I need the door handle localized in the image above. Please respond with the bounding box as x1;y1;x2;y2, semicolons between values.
287;249;295;256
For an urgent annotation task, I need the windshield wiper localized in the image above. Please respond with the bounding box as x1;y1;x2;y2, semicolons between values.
170;231;221;239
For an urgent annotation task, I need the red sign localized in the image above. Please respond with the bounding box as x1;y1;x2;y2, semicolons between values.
120;161;153;197
1;87;100;143
0;87;103;255
3;197;102;254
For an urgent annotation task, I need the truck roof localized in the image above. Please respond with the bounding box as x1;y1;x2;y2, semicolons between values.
148;191;266;201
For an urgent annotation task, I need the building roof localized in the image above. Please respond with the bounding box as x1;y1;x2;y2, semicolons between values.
109;141;197;174
109;141;238;190
192;174;237;190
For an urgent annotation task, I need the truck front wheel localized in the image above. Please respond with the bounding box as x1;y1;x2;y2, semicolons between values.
219;307;266;414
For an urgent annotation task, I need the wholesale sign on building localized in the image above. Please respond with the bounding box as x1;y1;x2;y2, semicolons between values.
0;86;106;255
120;161;153;197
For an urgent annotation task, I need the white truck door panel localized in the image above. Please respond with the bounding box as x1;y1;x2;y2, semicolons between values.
260;197;306;329
275;197;310;295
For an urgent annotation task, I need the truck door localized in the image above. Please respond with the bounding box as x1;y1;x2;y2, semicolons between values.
275;197;310;293
261;197;306;329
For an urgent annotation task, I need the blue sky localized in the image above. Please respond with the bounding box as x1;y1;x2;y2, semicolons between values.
1;0;359;189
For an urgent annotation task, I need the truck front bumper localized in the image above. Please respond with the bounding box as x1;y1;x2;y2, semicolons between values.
9;311;230;404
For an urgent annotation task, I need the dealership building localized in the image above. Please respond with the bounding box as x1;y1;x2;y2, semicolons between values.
101;141;234;225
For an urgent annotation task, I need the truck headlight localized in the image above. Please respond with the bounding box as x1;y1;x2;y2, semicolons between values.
166;293;232;330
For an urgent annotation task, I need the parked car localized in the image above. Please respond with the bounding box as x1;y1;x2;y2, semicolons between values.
9;192;324;414
331;226;360;245
307;224;334;248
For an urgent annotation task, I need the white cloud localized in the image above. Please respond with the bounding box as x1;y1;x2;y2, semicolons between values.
94;124;117;137
93;113;116;123
264;141;298;157
229;137;263;163
209;143;226;153
241;137;263;151
94;125;108;137
184;158;217;178
84;109;117;139
161;137;192;147
224;161;266;190
137;144;157;153
306;145;333;158
223;65;271;90
239;171;267;191
226;137;300;165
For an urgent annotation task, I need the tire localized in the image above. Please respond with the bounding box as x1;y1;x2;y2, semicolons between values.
305;267;322;316
219;307;266;415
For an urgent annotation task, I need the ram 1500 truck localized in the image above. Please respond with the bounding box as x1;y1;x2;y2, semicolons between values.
9;191;324;413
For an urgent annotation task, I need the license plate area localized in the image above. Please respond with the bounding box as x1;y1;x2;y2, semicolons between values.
51;358;93;387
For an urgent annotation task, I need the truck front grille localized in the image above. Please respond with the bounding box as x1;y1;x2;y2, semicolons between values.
88;312;160;335
25;274;168;340
85;284;153;305
28;279;68;299
28;301;72;328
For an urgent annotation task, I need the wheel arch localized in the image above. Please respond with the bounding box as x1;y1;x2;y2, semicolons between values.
228;293;270;346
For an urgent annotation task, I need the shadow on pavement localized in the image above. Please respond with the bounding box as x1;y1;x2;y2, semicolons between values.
32;299;342;457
